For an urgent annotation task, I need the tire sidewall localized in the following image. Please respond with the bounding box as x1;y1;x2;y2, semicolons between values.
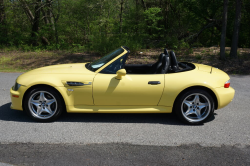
24;86;64;122
174;89;215;125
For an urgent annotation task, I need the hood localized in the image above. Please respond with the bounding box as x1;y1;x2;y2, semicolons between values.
23;63;93;75
16;63;96;86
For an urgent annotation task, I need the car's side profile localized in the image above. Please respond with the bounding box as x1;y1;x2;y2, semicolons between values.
10;46;235;124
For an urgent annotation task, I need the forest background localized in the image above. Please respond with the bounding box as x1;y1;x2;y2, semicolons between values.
0;0;249;73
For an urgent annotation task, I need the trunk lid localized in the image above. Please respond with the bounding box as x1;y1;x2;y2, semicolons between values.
194;63;212;73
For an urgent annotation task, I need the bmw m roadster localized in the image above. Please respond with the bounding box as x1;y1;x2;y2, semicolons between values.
10;46;235;124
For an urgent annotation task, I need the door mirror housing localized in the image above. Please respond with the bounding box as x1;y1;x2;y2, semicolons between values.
116;69;126;80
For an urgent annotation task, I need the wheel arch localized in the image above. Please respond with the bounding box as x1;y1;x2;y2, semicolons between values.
173;86;218;110
22;84;66;112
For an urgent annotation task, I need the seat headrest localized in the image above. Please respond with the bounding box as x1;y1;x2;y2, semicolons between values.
169;51;178;72
160;53;169;74
158;53;165;62
164;48;169;56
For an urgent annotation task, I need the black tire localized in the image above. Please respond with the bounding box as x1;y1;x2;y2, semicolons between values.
23;86;64;122
174;89;215;125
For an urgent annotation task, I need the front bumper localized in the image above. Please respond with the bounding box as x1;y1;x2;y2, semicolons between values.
10;86;26;111
214;86;235;109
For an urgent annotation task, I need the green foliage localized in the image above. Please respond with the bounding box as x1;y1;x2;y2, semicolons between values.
195;54;202;60
179;40;190;49
0;0;249;54
86;33;145;54
143;7;163;38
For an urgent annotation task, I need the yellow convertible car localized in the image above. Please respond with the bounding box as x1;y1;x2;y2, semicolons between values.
10;46;235;124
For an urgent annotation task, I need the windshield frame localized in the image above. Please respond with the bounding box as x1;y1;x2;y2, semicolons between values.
86;46;128;73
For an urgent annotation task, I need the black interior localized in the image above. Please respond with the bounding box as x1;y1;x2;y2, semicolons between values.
150;53;165;74
124;48;195;74
160;51;170;74
169;51;179;72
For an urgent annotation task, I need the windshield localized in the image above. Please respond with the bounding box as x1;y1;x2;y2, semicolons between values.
87;47;125;71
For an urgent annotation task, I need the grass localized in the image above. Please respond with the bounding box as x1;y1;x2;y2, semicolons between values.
0;50;102;72
0;47;250;74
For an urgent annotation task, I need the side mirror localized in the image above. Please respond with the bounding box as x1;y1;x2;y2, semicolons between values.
116;69;126;80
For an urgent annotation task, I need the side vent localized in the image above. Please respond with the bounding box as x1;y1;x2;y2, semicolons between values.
67;82;84;86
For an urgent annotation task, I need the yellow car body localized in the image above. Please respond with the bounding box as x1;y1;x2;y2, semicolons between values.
10;46;235;123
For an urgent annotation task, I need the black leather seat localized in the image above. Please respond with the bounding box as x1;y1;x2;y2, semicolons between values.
169;51;179;72
164;48;168;56
150;53;165;74
160;50;170;74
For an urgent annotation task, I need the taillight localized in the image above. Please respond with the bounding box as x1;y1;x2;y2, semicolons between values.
224;80;230;88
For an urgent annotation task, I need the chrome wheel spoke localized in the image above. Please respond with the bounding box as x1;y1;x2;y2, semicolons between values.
36;106;42;115
199;102;209;110
193;95;200;104
46;99;55;106
39;92;46;102
183;100;192;107
31;99;40;107
185;108;195;116
195;109;201;118
43;107;52;115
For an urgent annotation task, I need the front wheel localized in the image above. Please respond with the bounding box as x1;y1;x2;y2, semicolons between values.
174;89;215;125
24;86;64;122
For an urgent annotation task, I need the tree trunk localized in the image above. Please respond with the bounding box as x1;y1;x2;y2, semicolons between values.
141;0;146;11
41;8;49;25
119;0;124;33
0;0;7;44
0;0;5;25
19;0;35;23
230;0;242;58
163;0;169;31
31;0;42;46
220;0;229;60
135;0;139;33
47;0;55;31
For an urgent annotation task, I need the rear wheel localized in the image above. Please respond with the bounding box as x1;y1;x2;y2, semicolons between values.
24;86;64;122
174;89;214;124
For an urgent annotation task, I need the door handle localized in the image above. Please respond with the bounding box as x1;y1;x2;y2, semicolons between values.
148;81;161;85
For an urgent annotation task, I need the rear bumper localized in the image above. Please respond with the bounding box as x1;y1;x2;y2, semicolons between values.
214;86;235;109
10;86;26;111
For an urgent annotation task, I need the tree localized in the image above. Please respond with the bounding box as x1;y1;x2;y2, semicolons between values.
230;0;242;58
120;0;124;33
0;0;7;44
220;0;229;60
31;0;41;46
0;0;249;52
19;0;50;46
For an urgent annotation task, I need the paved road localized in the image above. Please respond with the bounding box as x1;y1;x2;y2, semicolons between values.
0;72;250;165
0;73;249;146
0;143;249;166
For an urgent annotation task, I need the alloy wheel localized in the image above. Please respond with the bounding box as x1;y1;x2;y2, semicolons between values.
181;93;211;123
28;91;58;119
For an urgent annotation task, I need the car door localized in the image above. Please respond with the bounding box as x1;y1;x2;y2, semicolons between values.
93;71;164;106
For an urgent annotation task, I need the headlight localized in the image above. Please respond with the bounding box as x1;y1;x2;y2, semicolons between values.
12;82;22;91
